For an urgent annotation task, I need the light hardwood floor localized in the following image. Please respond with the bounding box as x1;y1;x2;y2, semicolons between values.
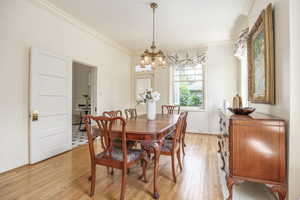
0;134;223;200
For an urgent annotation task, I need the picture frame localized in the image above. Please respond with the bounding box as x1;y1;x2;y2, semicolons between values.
247;4;275;104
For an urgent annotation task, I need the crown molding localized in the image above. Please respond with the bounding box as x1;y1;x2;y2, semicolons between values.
28;0;133;55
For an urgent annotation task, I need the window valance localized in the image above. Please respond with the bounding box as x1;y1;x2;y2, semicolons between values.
167;48;208;68
234;28;249;59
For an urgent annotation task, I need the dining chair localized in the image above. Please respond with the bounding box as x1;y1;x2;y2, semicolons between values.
89;110;122;151
103;110;135;147
102;110;135;148
103;110;123;118
84;116;148;199
161;105;181;115
162;105;181;140
160;112;186;183
181;112;188;156
124;108;137;119
102;110;136;174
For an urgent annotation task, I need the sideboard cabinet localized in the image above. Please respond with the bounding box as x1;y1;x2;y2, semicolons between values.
218;112;286;200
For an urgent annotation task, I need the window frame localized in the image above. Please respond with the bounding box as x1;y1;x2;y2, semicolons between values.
171;64;206;111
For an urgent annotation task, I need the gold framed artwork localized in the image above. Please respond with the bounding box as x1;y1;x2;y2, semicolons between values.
248;4;275;104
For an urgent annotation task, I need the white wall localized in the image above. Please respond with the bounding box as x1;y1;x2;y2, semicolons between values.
0;0;132;173
133;42;239;133
248;0;290;121
205;42;239;133
288;0;300;199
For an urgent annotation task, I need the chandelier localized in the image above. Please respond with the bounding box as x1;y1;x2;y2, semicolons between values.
140;2;167;69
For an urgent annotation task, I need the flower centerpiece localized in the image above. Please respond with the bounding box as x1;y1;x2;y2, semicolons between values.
137;89;160;120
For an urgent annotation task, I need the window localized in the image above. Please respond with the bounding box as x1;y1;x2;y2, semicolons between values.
135;65;153;72
173;64;205;108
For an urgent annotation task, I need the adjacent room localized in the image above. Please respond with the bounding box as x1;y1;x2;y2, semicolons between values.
72;62;96;148
0;0;299;200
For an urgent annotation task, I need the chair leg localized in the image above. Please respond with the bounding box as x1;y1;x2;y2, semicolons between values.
90;164;96;197
78;114;82;131
177;149;182;171
146;149;151;160
171;154;177;183
120;167;127;200
182;141;186;156
142;159;148;183
183;133;187;147
139;160;148;183
106;166;114;175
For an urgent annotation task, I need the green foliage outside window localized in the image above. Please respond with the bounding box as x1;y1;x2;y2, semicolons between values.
179;84;203;107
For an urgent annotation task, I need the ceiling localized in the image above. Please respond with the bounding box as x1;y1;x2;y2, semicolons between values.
48;0;252;53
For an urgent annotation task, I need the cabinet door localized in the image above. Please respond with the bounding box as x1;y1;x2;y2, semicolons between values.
230;120;285;183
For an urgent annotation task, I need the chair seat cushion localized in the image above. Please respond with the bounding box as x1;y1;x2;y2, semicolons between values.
161;140;173;152
97;148;144;162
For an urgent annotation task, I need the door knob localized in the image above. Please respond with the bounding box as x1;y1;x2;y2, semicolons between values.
32;110;39;121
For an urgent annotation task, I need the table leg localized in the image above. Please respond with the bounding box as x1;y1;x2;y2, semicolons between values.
151;142;161;199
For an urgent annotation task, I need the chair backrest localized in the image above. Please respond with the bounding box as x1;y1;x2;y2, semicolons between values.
171;112;187;149
161;105;181;115
124;108;137;119
84;115;127;163
103;110;123;118
182;112;188;135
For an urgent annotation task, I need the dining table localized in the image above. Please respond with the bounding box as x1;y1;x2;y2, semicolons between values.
94;113;179;199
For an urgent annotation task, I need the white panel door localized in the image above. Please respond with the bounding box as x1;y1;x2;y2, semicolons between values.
29;48;72;164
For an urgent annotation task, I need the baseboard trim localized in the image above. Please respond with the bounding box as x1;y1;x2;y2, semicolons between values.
0;164;29;175
186;132;219;137
187;130;220;135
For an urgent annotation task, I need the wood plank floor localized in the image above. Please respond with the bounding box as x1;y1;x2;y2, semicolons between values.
0;134;223;200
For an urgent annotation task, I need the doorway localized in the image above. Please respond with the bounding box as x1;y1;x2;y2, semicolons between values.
72;61;97;148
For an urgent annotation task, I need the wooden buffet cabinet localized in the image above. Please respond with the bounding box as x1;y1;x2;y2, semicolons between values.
218;111;287;200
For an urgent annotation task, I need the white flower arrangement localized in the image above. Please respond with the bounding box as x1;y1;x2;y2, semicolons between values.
137;89;160;104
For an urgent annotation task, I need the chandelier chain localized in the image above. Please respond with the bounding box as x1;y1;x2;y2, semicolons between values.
152;5;155;49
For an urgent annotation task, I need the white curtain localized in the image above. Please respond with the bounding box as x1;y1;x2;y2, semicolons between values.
167;48;208;68
234;28;249;60
234;28;249;105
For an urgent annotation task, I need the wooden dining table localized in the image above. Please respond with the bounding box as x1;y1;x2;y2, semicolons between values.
96;114;179;199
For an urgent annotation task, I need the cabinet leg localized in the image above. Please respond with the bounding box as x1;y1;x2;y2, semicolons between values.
217;140;221;153
226;176;235;200
221;154;225;171
267;184;287;200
